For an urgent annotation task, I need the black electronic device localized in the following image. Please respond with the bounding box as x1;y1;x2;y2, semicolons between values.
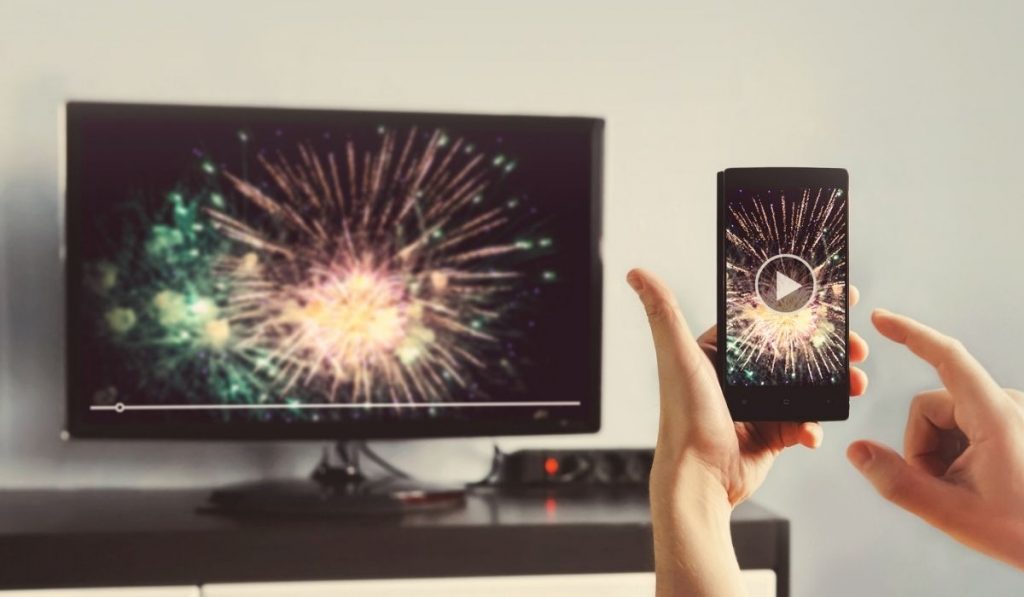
62;101;603;517
497;448;655;487
63;101;603;440
717;168;850;421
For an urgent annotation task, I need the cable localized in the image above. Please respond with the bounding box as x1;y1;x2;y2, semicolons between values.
356;440;506;486
359;442;413;480
467;440;506;487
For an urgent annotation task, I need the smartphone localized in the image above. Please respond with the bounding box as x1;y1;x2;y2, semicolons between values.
717;168;850;421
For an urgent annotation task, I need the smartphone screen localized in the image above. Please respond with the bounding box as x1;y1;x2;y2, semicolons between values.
717;168;849;421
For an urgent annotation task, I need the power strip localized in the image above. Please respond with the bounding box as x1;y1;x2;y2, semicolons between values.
498;449;655;487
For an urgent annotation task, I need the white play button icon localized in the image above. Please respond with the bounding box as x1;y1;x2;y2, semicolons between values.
775;271;803;301
755;254;817;313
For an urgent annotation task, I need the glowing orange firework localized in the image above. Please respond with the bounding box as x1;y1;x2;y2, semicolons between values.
206;129;534;405
724;188;847;384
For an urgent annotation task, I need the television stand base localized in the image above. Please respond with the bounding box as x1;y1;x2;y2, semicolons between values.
201;441;466;518
204;478;466;518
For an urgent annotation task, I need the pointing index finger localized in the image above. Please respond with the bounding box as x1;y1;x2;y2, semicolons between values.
872;309;1009;425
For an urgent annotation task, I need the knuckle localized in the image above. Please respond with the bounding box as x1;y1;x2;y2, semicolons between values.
877;480;901;502
644;298;677;324
941;336;966;357
877;474;911;503
934;337;967;376
909;392;930;412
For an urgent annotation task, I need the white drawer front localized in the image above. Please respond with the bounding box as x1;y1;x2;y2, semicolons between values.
204;570;776;597
0;588;199;597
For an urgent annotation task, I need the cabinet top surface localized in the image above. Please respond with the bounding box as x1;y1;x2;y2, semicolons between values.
0;487;780;536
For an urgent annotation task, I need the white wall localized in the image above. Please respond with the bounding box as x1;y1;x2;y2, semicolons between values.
1;1;1022;595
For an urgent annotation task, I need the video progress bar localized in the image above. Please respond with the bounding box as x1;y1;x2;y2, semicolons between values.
91;401;581;413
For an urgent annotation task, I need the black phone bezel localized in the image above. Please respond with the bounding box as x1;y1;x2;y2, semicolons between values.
717;167;850;422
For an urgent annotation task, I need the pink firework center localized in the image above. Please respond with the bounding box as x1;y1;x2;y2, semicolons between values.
272;264;451;395
204;130;532;405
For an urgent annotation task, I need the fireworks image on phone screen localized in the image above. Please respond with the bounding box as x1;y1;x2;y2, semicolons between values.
724;187;847;386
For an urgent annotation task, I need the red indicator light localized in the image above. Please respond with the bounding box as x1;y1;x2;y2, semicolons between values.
544;457;560;476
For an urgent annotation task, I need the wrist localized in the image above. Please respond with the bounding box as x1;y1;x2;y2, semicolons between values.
650;460;733;548
650;453;733;521
650;455;743;597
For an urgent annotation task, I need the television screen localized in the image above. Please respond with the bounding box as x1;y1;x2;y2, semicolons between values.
64;102;602;439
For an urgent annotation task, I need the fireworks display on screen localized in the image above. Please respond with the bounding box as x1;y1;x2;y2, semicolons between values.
724;188;847;385
83;127;556;416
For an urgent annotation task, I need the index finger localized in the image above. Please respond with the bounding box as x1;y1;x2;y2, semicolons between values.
871;309;1010;423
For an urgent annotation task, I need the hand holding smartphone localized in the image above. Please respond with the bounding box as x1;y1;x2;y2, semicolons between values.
634;168;857;596
717;168;850;421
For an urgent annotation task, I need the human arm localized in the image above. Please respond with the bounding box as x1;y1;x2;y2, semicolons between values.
627;268;869;596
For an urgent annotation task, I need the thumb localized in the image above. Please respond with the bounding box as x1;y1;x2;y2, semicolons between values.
847;440;970;531
626;268;717;411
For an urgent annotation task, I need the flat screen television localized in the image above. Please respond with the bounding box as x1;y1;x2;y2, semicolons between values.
63;102;603;441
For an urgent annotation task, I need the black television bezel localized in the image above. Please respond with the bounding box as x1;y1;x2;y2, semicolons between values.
717;167;850;422
63;101;603;440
